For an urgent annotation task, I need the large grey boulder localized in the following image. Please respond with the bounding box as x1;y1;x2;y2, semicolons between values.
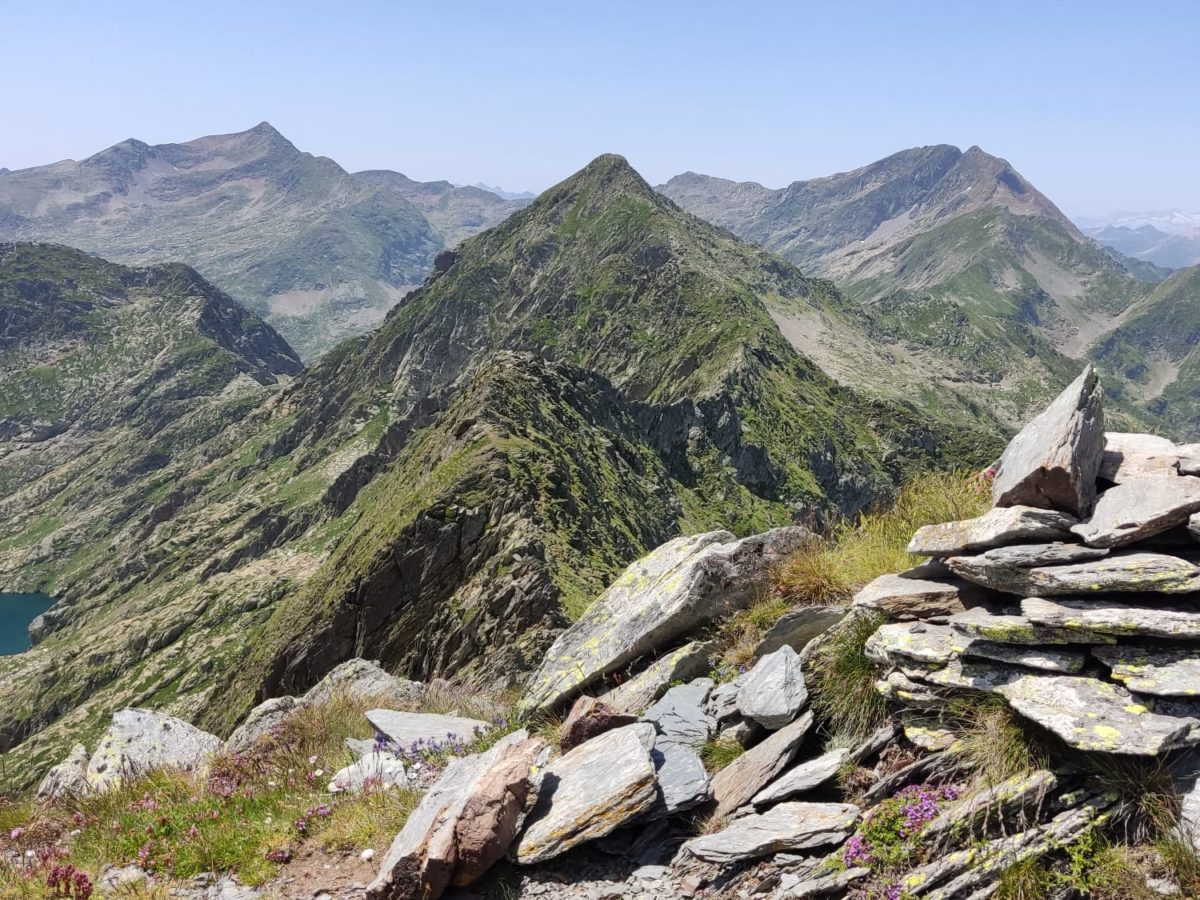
1071;476;1200;548
225;696;305;754
600;640;713;714
642;679;715;748
683;801;859;863
367;730;543;899
1023;596;1200;639
1100;432;1180;483
907;506;1077;556
366;710;490;751
753;607;847;658
520;527;810;713
752;748;849;806
304;658;424;705
35;743;90;801
86;708;222;792
949;551;1200;595
514;723;659;864
710;710;814;818
737;646;807;729
991;365;1104;517
851;573;971;618
947;605;1117;645
995;673;1198;754
1092;644;1200;696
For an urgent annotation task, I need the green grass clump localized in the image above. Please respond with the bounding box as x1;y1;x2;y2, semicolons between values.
948;694;1051;784
807;611;888;741
700;737;745;773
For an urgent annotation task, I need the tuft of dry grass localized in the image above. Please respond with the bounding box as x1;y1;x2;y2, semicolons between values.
947;694;1051;785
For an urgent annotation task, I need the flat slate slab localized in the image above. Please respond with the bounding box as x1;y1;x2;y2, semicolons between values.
851;573;970;618
1071;476;1200;548
962;541;1109;569
520;528;809;713
962;640;1087;674
865;622;964;667
919;658;1020;693
649;739;710;817
600;640;713;714
1022;596;1200;639
1092;644;1200;696
366;710;490;751
1100;432;1180;483
683;801;859;863
753;606;846;658
995;673;1199;755
991;365;1104;517
710;710;814;818
642;679;715;749
947;605;1117;645
949;551;1200;595
737;646;807;729
923;769;1058;840
907;506;1077;556
752;748;849;806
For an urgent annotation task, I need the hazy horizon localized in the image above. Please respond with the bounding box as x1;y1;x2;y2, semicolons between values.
3;0;1197;217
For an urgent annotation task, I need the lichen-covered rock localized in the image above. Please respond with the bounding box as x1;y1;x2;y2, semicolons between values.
779;867;871;898
995;674;1199;754
737;646;807;729
991;365;1104;516
752;748;848;806
599;640;713;714
900;715;959;751
367;730;543;899
1092;644;1200;696
923;769;1058;840
642;679;715;749
851;574;971;618
876;670;942;706
962;640;1087;674
86;709;222;792
683;801;859;863
514;723;658;864
1071;477;1200;548
907;507;1077;556
559;696;637;752
328;752;408;794
947;605;1117;645
949;551;1200;595
304;658;424;705
35;743;90;801
1023;596;1200;639
520;528;810;714
753;607;847;658
957;541;1109;569
224;696;305;754
365;710;490;751
1101;432;1180;483
710;710;814;818
865;622;964;667
919;658;1020;693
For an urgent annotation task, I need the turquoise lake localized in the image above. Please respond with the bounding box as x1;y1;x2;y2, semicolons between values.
0;592;54;655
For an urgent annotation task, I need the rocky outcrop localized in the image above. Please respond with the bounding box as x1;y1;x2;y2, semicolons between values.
34;743;90;802
86;709;222;792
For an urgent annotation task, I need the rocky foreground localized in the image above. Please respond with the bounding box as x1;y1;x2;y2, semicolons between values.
22;363;1200;898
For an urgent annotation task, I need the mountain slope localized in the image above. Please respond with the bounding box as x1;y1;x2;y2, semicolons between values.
659;146;1180;430
0;157;997;791
0;125;522;360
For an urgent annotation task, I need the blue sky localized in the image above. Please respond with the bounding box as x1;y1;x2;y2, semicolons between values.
3;0;1197;215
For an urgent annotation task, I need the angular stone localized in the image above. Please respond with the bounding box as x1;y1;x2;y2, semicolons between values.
1179;443;1200;476
225;696;304;754
710;710;814;818
752;749;848;806
328;753;408;794
852;574;970;618
876;670;941;706
947;605;1117;645
304;658;423;706
1071;477;1200;549
366;710;490;752
1092;644;1200;697
962;641;1087;674
560;696;637;753
908;507;1078;556
923;769;1058;840
642;679;715;749
600;640;713;714
683;802;859;863
649;739;710;817
865;622;965;667
1100;432;1180;483
991;365;1104;517
753;607;847;658
900;715;958;751
1173;748;1200;855
706;679;741;722
521;528;810;713
899;558;955;579
35;743;90;802
964;541;1109;569
949;551;1200;595
1023;596;1200;639
367;730;542;898
918;658;1019;693
995;673;1199;754
85;709;222;792
779;867;871;898
737;646;807;729
514;723;658;864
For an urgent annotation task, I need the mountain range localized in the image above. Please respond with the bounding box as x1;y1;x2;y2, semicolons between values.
0;123;526;360
1080;221;1200;270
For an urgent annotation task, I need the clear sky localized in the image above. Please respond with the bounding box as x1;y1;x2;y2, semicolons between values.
2;0;1197;216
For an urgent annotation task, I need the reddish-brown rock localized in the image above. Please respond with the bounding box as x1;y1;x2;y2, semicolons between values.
560;696;638;752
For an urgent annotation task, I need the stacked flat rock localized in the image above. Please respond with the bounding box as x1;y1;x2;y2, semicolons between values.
867;367;1200;756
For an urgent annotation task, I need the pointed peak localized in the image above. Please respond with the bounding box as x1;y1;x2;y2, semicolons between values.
551;153;655;200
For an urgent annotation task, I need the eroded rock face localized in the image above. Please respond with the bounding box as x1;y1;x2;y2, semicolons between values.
86;709;222;792
948;551;1200;595
1072;477;1200;548
521;527;810;713
683;801;859;863
991;365;1104;516
514;723;659;864
907;507;1077;556
737;646;807;729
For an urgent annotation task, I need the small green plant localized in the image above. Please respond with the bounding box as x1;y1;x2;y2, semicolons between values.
947;694;1050;784
700;737;744;773
995;857;1055;900
808;611;888;741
